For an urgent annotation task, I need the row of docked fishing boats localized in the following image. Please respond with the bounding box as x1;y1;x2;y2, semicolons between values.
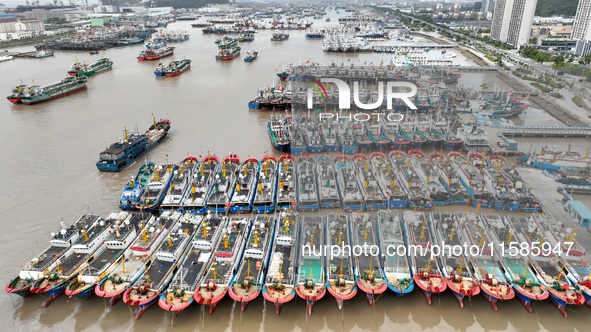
7;210;589;318
281;115;462;155
116;150;540;214
7;56;113;105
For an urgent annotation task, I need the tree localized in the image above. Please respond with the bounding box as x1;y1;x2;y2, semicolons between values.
553;54;565;66
473;2;482;10
581;54;591;65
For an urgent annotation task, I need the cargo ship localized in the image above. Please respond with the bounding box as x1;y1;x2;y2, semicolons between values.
96;118;171;172
67;57;113;77
138;47;175;61
19;76;87;105
216;46;241;61
155;59;191;77
7;84;29;104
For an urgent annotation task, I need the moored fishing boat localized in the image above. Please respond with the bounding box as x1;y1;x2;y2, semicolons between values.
67;57;113;77
229;216;275;311
326;213;357;309
30;215;111;307
206;154;240;213
371;152;407;208
252;155;278;213
268;114;290;153
194;217;250;314
262;211;300;314
335;155;365;210
351;213;387;305
303;119;324;153
229;157;259;213
319;119;339;152
182;154;219;214
120;162;156;210
430;212;479;307
161;156;198;209
352;153;386;209
392;154;432;209
336;120;358;154
163;59;191;77
271;33;289;41
136;163;177;211
437;152;471;205
296;215;326;315
296;154;319;211
563;255;591;309
215;36;238;48
216;46;241;61
65;212;145;300
158;213;223;314
352;121;373;151
376;210;413;296
95;211;180;306
20;76;87;105
276;154;295;210
316;154;340;209
414;153;451;206
404;211;447;305
244;50;258;62
453;151;495;208
459;212;515;310
123;212;197;319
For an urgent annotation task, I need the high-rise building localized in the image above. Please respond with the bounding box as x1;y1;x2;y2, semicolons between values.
572;0;591;41
491;0;538;47
481;0;495;15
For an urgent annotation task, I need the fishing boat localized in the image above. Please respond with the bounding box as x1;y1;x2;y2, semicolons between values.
145;47;175;61
351;213;387;305
194;217;250;314
303;119;325;153
97;118;171;172
30;215;111;307
95;211;180;306
161;156;198;209
114;37;144;46
296;215;326;315
563;255;591;309
376;210;413;296
482;155;520;211
5;217;85;298
336;120;358;154
392;154;432;209
252;155;278;213
216;46;241;61
65;212;145;300
352;154;386;209
229;157;259;213
229;216;275;311
485;214;548;312
136;163;177;211
459;212;515;310
453;152;495;208
7;84;29;104
215;36;238;48
367;123;390;149
296;154;320;211
326;213;357;309
370;152;407;208
206;154;240;213
161;59;191;77
268;114;290;153
276;154;295;210
498;163;541;212
158;213;223;314
244;51;258;62
316;154;340;209
271;33;289;41
437;152;471;204
19;76;87;105
335;155;365;210
67;57;113;77
414;153;451;206
182;154;219;214
262;212;300;314
382;118;409;150
289;121;306;155
137;49;155;61
319;120;339;152
430;212;479;307
119;162;155;210
404;211;447;305
352;121;373;151
146;39;166;50
123;213;197;319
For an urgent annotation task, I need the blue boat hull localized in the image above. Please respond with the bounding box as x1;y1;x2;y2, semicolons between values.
387;200;407;208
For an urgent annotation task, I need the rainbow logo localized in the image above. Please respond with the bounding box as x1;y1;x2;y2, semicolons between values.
303;76;328;101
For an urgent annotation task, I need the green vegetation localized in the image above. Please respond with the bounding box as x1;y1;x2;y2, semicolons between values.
579;55;591;65
515;67;533;76
561;65;591;81
573;96;584;107
520;47;553;63
531;83;552;93
549;92;563;99
147;0;228;9
535;0;579;16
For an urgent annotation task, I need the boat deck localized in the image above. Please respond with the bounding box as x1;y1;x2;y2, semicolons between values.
84;248;121;276
31;246;69;272
59;252;88;276
140;260;175;290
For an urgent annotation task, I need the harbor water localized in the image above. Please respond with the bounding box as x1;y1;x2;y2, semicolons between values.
1;17;591;331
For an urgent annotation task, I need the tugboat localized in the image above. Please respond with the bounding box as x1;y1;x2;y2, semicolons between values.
158;213;223;314
30;215;111;307
296;215;326;315
67;57;113;77
351;213;387;306
5;217;85;298
161;156;198;210
136;163;177;211
335;155;365;210
276;154;295;210
194;217;250;314
120;162;156;210
296;155;319;211
376;210;413;296
182;154;219;214
206;154;240;213
95;212;180;306
370;152;407;208
352;154;386;209
430;212;479;308
229;216;275;311
19;76;87;105
164;59;191;77
404;211;447;306
252;155;278;214
244;50;258;62
262;211;300;315
229;157;259;213
65;212;145;300
316;154;340;209
96;118;171;172
326;213;357;309
123;213;197;319
216;46;241;61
